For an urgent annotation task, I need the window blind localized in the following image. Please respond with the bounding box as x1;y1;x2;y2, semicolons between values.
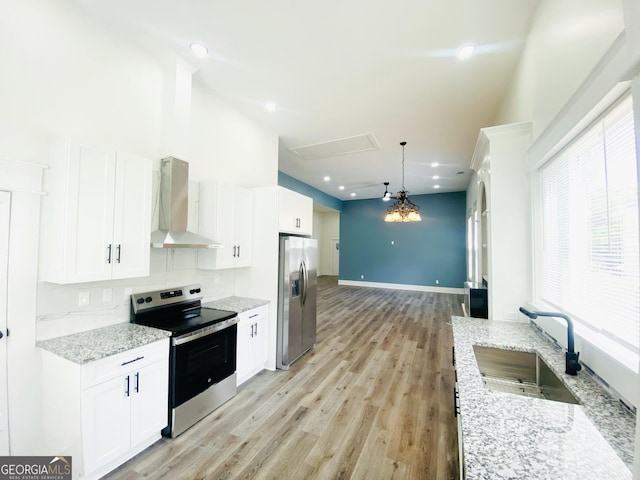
540;94;639;353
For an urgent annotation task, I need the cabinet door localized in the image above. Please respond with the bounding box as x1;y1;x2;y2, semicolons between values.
278;187;301;234
252;311;268;372
296;193;313;235
82;375;131;475
235;318;252;386
236;307;268;386
198;182;236;270
130;360;169;447
234;187;253;268
278;187;313;235
63;143;117;283
111;151;152;280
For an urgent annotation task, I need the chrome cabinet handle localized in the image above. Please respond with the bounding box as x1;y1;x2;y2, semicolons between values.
125;375;130;397
233;245;237;258
116;244;121;263
107;244;112;264
135;372;139;393
237;245;240;257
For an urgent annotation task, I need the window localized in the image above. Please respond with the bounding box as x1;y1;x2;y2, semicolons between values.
539;94;639;357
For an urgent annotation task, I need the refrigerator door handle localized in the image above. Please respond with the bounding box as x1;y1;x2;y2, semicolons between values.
299;261;306;306
301;260;309;305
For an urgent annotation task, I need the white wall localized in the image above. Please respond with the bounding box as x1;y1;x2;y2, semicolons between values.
496;0;625;140
0;0;279;456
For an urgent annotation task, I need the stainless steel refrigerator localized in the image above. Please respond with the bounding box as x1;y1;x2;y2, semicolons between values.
277;235;317;370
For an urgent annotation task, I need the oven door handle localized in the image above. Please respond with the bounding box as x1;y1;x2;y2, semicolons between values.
172;317;239;346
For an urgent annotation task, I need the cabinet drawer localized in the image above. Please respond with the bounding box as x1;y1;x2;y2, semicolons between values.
238;305;268;324
82;339;169;389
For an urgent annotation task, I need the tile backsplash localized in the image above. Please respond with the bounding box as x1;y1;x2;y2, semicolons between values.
36;248;238;341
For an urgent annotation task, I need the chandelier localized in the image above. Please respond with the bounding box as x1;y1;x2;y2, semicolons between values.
383;142;422;222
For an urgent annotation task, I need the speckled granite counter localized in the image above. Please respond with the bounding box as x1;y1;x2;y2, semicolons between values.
452;317;634;480
203;296;269;313
37;323;170;364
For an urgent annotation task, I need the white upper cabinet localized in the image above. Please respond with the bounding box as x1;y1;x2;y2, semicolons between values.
198;182;254;270
40;138;152;284
278;186;313;235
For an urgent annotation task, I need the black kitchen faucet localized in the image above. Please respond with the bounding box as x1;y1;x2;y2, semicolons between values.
519;307;582;376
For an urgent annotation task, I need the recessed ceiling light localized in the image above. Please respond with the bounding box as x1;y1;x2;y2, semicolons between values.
457;44;476;60
190;42;208;57
434;185;441;189
432;175;440;180
264;102;278;112
339;185;345;190
350;192;356;197
431;162;439;168
323;176;331;182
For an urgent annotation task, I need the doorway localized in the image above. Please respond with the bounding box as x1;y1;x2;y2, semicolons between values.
331;237;340;276
0;191;10;454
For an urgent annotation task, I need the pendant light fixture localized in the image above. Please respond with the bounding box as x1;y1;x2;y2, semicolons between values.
383;142;422;222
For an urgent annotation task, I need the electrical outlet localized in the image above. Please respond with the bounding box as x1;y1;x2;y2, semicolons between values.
391;240;395;245
435;279;440;285
102;288;112;302
360;274;364;279
78;291;90;306
124;287;133;300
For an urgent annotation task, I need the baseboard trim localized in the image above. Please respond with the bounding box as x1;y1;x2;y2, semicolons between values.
337;280;464;294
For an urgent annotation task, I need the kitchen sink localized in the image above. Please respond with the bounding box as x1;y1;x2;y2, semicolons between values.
473;345;580;405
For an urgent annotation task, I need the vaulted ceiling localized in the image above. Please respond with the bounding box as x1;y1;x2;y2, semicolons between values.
74;0;539;200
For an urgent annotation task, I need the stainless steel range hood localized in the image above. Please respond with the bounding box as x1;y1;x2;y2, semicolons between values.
150;157;222;249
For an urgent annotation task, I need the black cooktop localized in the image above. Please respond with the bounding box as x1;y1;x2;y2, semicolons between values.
130;284;238;336
133;306;237;337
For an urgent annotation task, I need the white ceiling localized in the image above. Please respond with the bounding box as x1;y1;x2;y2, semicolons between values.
74;0;539;200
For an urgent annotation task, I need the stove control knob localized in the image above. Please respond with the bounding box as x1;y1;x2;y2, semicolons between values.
145;297;152;303
136;298;144;305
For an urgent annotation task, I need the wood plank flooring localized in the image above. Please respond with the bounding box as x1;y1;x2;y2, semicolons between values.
105;276;463;480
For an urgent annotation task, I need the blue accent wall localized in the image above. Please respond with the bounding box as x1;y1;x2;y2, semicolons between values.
340;192;467;288
278;171;343;211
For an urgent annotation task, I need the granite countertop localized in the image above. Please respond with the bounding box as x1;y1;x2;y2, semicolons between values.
203;296;269;313
452;317;634;480
37;323;170;365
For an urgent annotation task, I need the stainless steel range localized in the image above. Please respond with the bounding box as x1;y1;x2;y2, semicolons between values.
131;284;238;438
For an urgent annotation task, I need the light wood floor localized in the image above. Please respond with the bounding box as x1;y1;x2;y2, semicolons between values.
106;276;463;480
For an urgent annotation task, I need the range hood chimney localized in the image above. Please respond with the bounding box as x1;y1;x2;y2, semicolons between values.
150;157;222;248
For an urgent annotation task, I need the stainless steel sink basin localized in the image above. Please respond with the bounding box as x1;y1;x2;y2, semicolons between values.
473;345;580;405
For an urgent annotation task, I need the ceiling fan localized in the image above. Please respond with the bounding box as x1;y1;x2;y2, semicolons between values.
381;182;393;201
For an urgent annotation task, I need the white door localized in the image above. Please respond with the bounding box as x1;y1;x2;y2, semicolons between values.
331;238;340;276
0;191;10;454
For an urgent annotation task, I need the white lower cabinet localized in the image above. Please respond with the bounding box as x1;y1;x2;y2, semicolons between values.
236;305;268;386
453;347;465;480
42;339;169;480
